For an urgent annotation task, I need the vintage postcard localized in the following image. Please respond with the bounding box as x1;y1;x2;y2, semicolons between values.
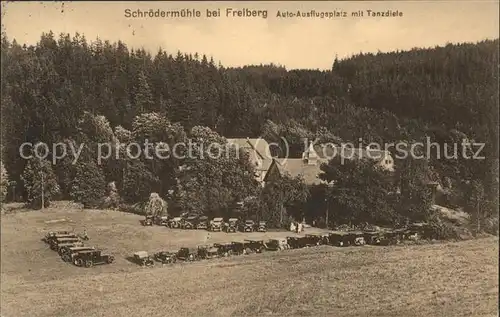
1;1;498;316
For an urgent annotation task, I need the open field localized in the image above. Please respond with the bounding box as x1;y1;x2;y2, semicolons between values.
1;205;498;317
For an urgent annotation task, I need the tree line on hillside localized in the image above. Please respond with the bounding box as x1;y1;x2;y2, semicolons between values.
0;31;497;233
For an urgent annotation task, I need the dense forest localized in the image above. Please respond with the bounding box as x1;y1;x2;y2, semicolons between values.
0;31;498;232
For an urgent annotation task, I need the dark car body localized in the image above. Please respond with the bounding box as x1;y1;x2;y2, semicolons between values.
154;251;177;264
230;241;246;255
133;251;155;266
144;215;154;226
243;239;266;253
155;216;170;226
43;231;72;243
241;220;255;232
50;237;82;251
168;217;183;229
176;247;199;261
225;218;239;233
265;238;289;251
197;245;220;259
210;218;224;232
286;236;311;249
213;242;236;256
304;234;330;246
56;241;85;254
197;216;209;229
73;249;114;267
61;246;96;262
182;216;199;229
45;233;78;245
257;221;267;232
363;230;383;245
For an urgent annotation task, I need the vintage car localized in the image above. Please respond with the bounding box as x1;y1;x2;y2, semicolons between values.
45;233;78;245
133;251;155;266
346;231;366;246
43;231;72;243
328;232;351;247
257;221;267;232
197;216;209;230
243;239;266;254
376;230;402;246
61;246;96;262
265;238;289;251
241;220;256;232
286;236;311;249
155;215;170;226
143;215;154;226
55;241;84;254
225;218;239;233
73;249;114;267
197;245;220;260
182;216;199;229
168;217;183;229
408;222;432;239
390;228;408;242
154;251;177;264
176;247;199;261
210;217;224;232
50;237;82;251
363;230;383;245
304;234;330;246
230;241;247;256
213;242;236;257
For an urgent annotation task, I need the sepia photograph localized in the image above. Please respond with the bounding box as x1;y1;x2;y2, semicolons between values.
0;1;498;316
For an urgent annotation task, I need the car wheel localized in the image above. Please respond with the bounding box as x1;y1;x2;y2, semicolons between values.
85;260;93;268
62;254;71;262
74;258;84;267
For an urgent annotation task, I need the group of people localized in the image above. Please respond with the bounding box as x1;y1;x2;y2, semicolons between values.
290;221;304;233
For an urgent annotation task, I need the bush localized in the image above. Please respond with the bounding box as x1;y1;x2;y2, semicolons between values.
102;181;121;209
427;217;463;240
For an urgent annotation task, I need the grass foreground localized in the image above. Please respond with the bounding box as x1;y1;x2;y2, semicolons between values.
1;204;498;317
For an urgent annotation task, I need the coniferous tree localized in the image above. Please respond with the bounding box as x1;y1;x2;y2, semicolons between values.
21;156;60;209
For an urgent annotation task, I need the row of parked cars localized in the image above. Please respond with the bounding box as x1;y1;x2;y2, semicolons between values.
43;223;426;268
132;226;420;267
144;214;267;233
42;231;114;267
